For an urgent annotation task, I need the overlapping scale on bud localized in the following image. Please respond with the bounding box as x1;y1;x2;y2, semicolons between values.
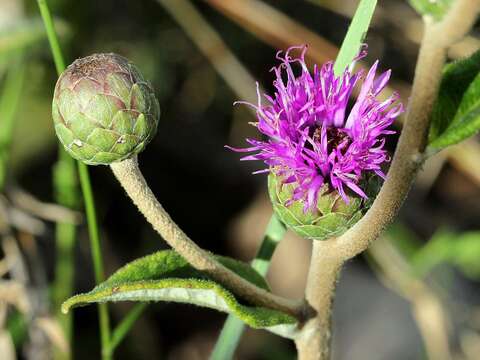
228;45;403;240
52;53;160;165
268;172;379;240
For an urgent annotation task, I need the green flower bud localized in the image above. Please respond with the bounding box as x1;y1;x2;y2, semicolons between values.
52;53;160;165
268;173;379;241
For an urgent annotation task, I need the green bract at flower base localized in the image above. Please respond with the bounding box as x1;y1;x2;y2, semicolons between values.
268;172;379;241
52;53;160;165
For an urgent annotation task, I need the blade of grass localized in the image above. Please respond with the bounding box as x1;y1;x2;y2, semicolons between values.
0;55;26;191
333;0;377;76
210;215;286;360
77;162;111;359
105;304;147;355
36;1;111;359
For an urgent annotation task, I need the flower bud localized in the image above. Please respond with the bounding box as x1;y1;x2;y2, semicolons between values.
52;53;160;165
268;173;379;241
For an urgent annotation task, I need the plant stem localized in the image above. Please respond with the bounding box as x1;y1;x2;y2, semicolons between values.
250;215;286;276
36;0;111;358
110;157;302;317
333;0;377;75
37;0;65;72
0;55;26;191
52;206;76;338
295;243;342;360
105;303;147;356
77;163;111;359
210;215;286;360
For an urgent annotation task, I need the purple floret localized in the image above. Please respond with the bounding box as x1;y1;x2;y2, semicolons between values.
228;45;403;212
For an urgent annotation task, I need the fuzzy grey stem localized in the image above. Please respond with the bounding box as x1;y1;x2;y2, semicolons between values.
110;156;302;317
295;242;342;360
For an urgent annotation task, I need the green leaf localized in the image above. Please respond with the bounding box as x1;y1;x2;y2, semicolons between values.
62;250;298;338
428;50;480;147
333;0;377;76
408;0;452;21
428;67;480;151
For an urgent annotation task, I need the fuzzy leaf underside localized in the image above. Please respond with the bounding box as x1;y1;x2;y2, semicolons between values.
62;251;298;339
428;50;480;151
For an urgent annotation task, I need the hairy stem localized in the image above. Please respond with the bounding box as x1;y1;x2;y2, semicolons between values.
295;243;342;360
110;157;302;317
296;1;480;359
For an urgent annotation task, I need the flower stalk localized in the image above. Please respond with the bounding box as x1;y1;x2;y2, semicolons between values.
295;243;342;360
109;157;303;317
294;0;480;359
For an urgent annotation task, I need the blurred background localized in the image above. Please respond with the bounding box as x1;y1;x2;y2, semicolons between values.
1;0;480;359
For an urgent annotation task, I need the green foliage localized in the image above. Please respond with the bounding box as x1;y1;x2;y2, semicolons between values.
428;50;480;152
411;230;480;279
408;0;452;21
428;50;480;142
62;250;298;338
333;0;377;76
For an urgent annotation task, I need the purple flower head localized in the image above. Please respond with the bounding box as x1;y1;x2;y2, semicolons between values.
228;45;403;212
